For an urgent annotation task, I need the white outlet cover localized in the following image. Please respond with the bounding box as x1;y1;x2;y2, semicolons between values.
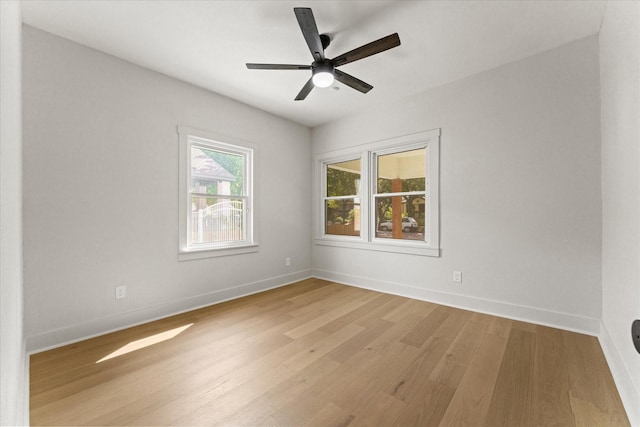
115;285;126;299
453;271;462;283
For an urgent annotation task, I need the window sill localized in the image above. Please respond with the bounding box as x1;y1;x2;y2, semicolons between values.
179;244;259;261
314;238;440;257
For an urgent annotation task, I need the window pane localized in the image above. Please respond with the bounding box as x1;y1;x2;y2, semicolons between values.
377;148;426;193
325;198;360;236
374;196;424;241
191;196;245;244
191;146;244;196
327;159;361;197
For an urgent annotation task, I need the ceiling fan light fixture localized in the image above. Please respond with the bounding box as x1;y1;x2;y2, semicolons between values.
312;61;334;88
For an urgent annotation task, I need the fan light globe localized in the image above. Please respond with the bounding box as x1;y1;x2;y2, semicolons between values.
312;71;334;88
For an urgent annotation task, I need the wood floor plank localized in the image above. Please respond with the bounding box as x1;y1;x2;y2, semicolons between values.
362;312;425;353
428;316;489;386
349;390;407;426
283;323;364;372
483;327;536;426
283;293;375;339
438;332;510;426
305;348;381;404
169;364;295;425
394;380;456;427
30;280;630;426
483;312;512;339
387;310;469;402
386;335;454;416
399;305;451;347
319;292;394;334
531;326;575;426
325;317;394;363
303;402;354;427
354;293;410;326
381;297;436;323
327;341;419;414
217;356;341;426
287;282;362;317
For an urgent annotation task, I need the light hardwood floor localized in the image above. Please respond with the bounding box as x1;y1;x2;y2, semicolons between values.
30;278;630;426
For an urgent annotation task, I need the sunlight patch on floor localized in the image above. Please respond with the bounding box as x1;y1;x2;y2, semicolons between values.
96;323;194;363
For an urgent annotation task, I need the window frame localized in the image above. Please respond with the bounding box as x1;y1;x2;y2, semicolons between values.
178;125;258;261
315;129;440;257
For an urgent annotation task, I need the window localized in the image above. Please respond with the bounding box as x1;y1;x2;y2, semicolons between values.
178;126;257;260
315;129;440;257
373;147;427;242
323;158;361;237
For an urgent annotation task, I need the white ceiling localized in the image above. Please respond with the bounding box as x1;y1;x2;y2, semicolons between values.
21;0;607;128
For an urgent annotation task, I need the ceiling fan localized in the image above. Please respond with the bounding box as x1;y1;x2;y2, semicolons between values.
246;7;401;101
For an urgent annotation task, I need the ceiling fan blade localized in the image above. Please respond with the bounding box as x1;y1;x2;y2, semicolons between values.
246;63;311;70
294;7;324;61
334;69;373;94
294;77;315;101
331;33;401;67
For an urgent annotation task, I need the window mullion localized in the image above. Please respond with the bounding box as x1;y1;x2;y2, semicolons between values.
190;192;247;199
375;191;426;197
325;194;360;200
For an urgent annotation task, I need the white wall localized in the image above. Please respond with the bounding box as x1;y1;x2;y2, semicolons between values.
22;26;312;351
599;1;640;425
0;1;28;425
312;35;602;334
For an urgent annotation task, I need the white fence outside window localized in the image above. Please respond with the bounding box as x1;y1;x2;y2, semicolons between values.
192;200;243;243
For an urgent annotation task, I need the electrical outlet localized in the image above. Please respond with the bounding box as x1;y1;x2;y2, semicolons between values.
453;271;462;283
115;285;126;299
285;257;291;267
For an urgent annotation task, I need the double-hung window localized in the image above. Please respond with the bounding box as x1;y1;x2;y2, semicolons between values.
316;129;440;257
178;126;257;260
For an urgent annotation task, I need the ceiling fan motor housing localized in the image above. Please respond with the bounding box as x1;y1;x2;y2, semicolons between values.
312;59;334;75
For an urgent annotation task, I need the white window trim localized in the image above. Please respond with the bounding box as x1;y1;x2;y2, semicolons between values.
178;125;259;261
314;129;440;257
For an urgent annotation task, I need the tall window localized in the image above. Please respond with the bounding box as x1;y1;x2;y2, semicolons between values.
315;129;440;257
373;147;427;242
179;126;256;259
323;159;361;237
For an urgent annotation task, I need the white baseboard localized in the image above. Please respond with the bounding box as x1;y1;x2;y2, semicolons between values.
311;269;601;336
599;322;640;427
27;269;312;354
